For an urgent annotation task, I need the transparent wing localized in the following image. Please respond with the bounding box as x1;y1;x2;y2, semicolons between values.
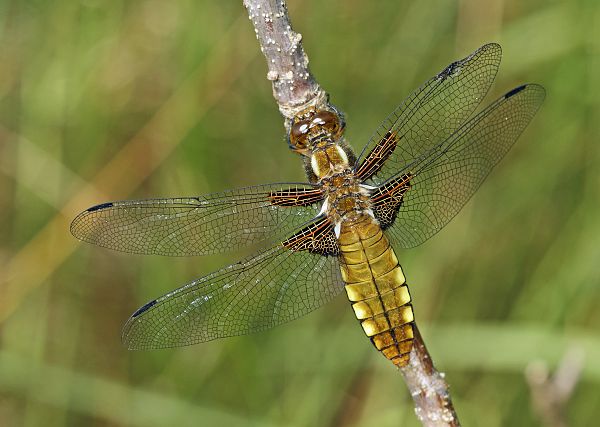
70;183;323;256
386;84;545;248
122;245;343;349
356;43;502;184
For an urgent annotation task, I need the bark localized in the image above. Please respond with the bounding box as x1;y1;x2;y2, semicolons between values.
242;0;329;126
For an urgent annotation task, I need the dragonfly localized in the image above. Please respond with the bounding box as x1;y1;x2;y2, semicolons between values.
71;43;544;367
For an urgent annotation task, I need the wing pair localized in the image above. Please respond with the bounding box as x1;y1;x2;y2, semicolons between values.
71;43;545;350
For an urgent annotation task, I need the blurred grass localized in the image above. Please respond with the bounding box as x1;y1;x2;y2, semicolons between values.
0;0;598;426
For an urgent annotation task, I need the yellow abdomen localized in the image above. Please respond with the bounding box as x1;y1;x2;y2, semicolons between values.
338;215;414;367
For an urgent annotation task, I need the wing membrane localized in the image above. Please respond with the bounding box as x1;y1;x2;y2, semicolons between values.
386;84;545;248
71;183;322;256
122;245;343;349
356;43;502;184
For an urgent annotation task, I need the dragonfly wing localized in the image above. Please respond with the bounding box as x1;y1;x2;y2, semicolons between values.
71;183;324;256
381;84;545;248
355;43;502;184
122;243;343;349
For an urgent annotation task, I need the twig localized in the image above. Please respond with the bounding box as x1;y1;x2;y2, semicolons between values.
242;1;460;425
242;0;328;124
401;326;460;426
526;347;585;427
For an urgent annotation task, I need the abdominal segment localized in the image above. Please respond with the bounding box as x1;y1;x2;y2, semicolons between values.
338;216;414;367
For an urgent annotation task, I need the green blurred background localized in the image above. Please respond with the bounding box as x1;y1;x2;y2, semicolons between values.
1;0;598;426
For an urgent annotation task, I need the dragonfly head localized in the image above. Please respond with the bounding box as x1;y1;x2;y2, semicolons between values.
288;108;345;155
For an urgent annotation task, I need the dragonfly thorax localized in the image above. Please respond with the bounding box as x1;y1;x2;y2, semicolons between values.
310;144;350;179
321;172;373;227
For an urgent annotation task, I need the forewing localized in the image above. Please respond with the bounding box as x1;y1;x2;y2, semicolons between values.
356;43;502;184
386;84;545;248
122;245;343;349
71;183;322;256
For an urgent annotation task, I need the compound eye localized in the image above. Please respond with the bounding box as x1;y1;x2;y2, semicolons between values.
312;110;337;127
312;110;344;138
290;120;310;150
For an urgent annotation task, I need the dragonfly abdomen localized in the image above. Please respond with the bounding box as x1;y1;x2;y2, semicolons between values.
339;215;414;367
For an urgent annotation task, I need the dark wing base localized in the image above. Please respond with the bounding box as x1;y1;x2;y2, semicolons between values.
371;174;413;229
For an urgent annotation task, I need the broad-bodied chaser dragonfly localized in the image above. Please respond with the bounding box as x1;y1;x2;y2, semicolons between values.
72;44;544;367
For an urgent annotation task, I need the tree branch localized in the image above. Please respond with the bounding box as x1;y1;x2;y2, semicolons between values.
400;326;460;426
242;1;460;425
526;347;584;427
242;0;329;124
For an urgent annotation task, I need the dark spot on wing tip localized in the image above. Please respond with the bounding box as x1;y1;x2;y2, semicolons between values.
442;61;459;75
132;299;157;317
87;202;113;212
436;62;458;81
505;85;527;99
